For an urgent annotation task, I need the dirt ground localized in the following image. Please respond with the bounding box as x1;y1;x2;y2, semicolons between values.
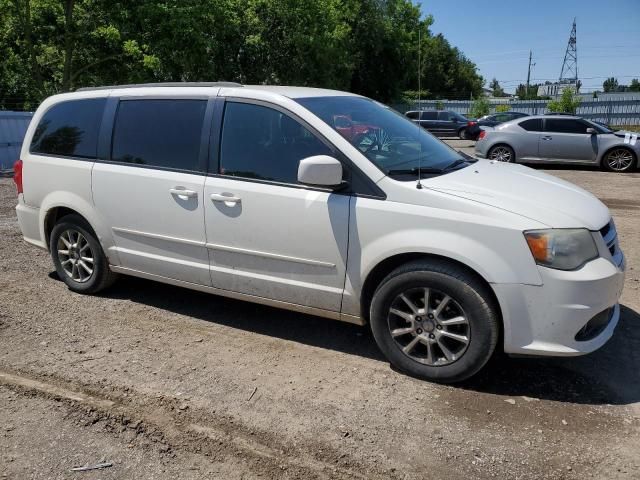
0;148;639;479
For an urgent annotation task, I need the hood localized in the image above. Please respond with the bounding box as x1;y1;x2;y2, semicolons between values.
425;160;610;229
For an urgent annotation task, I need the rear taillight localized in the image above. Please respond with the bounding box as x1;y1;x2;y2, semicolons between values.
13;159;23;194
467;121;477;126
478;130;486;140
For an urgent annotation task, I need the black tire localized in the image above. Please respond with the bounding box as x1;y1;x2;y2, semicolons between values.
458;128;468;140
487;144;515;163
369;260;499;383
601;147;637;173
49;214;117;294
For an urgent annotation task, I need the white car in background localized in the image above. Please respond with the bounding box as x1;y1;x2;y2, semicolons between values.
14;83;625;383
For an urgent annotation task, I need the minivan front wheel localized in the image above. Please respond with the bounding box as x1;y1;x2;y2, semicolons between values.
370;260;499;383
50;214;117;294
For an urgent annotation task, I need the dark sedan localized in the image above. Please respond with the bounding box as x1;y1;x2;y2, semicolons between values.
465;111;529;140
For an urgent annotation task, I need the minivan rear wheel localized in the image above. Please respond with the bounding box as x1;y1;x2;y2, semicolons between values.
369;260;499;383
50;214;117;294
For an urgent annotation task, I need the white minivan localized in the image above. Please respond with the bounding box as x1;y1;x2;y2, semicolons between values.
14;83;625;382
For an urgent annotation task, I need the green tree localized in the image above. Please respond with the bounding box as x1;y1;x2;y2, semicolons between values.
469;97;489;118
495;104;510;113
489;78;505;97
547;88;581;114
630;79;640;92
603;77;618;92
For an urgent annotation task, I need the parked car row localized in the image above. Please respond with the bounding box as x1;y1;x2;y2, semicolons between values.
405;109;637;172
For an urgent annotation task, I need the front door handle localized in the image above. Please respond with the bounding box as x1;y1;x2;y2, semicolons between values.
541;136;552;141
169;188;198;198
210;193;242;204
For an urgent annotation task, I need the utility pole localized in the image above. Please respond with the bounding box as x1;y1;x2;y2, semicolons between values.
526;50;532;98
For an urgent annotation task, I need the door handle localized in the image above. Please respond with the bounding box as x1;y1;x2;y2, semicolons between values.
541;136;552;141
169;188;198;198
210;193;241;204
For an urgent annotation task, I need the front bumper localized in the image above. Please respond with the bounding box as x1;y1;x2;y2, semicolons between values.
495;255;625;357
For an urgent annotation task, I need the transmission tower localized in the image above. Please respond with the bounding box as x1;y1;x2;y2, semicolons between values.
559;18;578;87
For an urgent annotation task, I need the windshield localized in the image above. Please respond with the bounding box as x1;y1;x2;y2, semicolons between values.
295;96;465;175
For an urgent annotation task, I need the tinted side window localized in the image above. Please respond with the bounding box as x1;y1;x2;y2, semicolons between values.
519;118;543;132
219;102;333;184
438;111;451;121
494;114;510;122
421;111;438;120
406;111;419;120
545;119;589;134
30;98;106;158
111;100;206;171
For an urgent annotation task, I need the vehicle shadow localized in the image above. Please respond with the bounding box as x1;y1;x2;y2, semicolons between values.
51;271;640;405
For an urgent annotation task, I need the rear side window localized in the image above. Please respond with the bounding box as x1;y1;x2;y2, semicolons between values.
438;111;451;121
519;118;543;132
421;111;438;120
545;119;590;134
30;98;106;158
219;102;333;184
111;100;207;171
406;111;419;120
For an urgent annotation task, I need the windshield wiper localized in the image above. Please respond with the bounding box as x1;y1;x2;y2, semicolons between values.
386;167;444;175
443;159;469;171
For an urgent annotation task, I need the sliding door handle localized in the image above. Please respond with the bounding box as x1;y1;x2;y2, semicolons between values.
210;193;241;204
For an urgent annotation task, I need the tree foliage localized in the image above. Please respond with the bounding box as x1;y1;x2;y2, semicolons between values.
489;78;505;97
468;97;489;119
547;88;581;114
495;104;510;113
0;0;485;109
603;77;618;92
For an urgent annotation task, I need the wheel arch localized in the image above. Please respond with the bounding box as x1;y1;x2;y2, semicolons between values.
599;145;637;170
44;207;96;251
360;252;503;333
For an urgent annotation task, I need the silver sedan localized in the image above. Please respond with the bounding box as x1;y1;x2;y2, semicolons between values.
475;115;639;172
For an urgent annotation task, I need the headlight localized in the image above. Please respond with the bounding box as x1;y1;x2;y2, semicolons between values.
524;229;598;270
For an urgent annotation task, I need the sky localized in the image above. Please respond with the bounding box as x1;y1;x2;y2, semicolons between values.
417;0;640;94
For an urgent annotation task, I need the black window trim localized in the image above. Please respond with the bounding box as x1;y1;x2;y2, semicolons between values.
210;96;386;200
29;97;108;161
519;118;543;132
96;96;214;176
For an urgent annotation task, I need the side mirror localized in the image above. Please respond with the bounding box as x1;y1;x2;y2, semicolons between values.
298;155;343;188
586;127;596;134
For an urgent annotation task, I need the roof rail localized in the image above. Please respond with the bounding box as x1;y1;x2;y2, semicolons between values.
76;81;243;92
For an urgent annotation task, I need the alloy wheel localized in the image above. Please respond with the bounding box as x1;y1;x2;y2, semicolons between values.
606;149;634;172
387;287;470;366
489;146;512;162
57;229;95;283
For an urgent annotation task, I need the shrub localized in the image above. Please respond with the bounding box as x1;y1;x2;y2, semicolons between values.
495;104;511;113
469;97;490;118
547;88;581;114
435;100;445;110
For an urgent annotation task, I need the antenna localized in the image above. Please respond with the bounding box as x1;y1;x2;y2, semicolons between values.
416;23;423;190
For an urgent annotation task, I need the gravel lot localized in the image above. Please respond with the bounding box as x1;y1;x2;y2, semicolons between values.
1;145;639;479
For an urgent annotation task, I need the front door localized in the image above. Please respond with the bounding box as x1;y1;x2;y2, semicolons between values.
539;118;598;162
92;97;212;285
204;100;350;312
